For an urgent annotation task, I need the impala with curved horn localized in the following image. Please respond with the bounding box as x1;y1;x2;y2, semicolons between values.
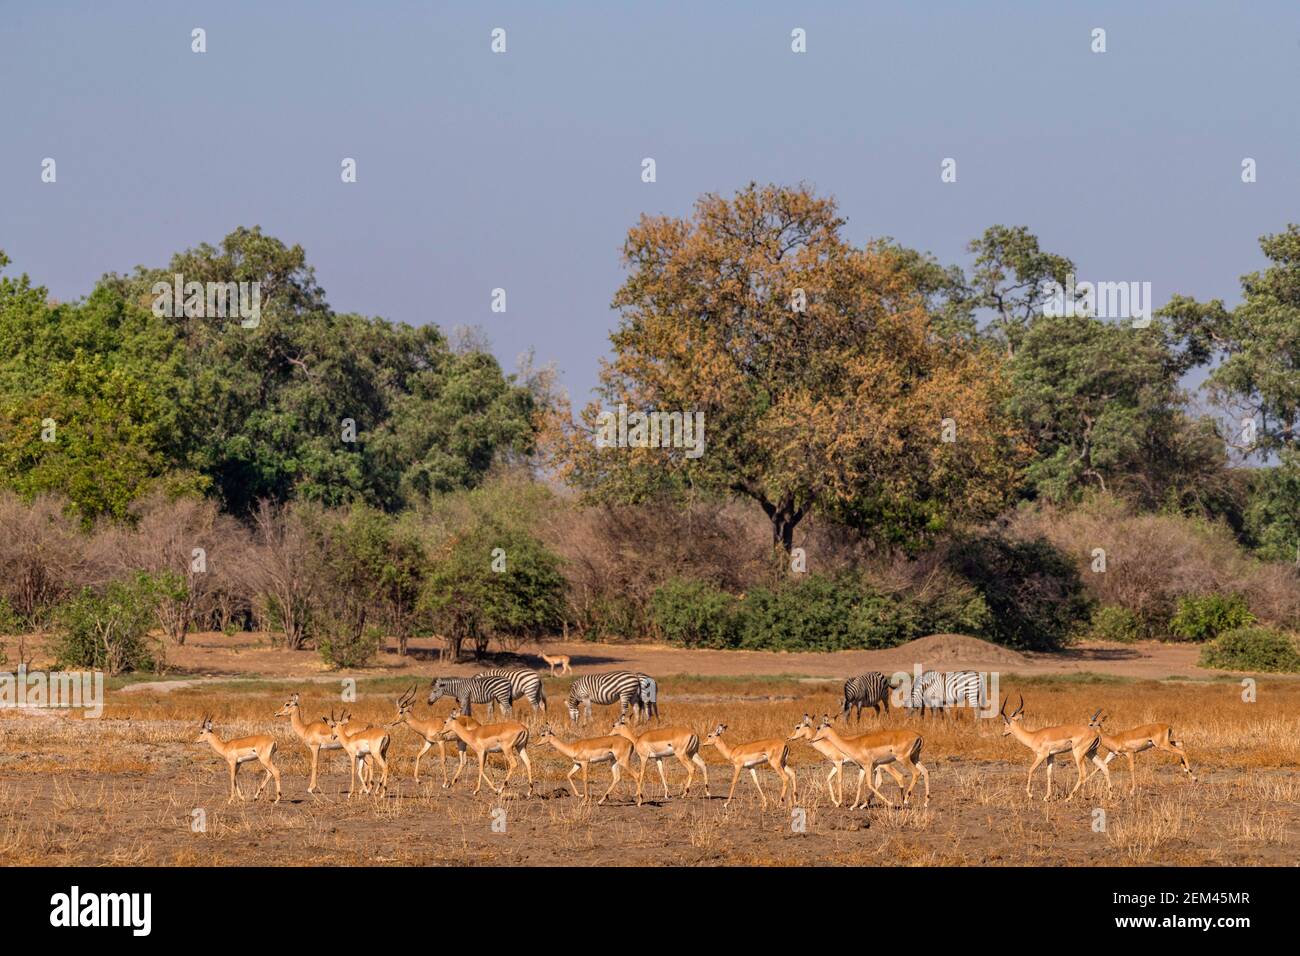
999;695;1111;801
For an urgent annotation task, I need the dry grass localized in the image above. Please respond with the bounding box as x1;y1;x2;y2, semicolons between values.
0;674;1296;866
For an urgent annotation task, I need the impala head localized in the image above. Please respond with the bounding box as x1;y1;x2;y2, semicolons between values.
703;723;727;746
535;724;556;742
809;714;835;745
195;715;215;743
1087;709;1105;729
273;692;301;718
439;708;464;734
324;710;351;734
999;695;1025;735
390;685;419;726
787;713;814;741
608;714;631;735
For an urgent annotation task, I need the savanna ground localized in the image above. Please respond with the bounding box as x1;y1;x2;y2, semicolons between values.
1;632;1297;866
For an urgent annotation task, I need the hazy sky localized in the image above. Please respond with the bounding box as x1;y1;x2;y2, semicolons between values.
3;1;1298;405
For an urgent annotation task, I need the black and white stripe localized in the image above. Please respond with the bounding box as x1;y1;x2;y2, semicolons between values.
427;675;514;718
907;670;984;717
476;667;547;717
565;670;650;723
841;672;895;722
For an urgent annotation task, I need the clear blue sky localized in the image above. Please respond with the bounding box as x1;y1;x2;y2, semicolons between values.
3;1;1297;404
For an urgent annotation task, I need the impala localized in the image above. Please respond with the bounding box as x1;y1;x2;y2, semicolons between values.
609;714;709;805
787;713;904;807
540;652;572;676
807;714;928;809
999;696;1111;801
388;685;474;786
274;693;343;794
1090;712;1197;793
703;723;797;810
535;724;634;804
324;711;391;798
195;716;282;804
440;709;533;798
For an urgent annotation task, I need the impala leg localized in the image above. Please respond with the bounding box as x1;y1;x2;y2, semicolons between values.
748;768;768;811
850;767;867;810
655;758;671;800
566;763;583;800
474;751;496;796
678;753;698;798
1025;753;1046;798
726;766;742;806
769;757;791;806
601;762;621;805
866;763;895;808
227;761;239;803
881;763;907;798
634;754;648;806
827;763;842;807
308;744;321;794
518;748;533;798
1090;752;1112;793
692;753;710;797
375;752;390;796
1161;741;1197;781
413;740;432;784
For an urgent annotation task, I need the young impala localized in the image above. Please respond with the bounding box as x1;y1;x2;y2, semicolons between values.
540;652;572;676
273;693;343;794
703;723;797;810
535;724;634;804
324;711;391;798
807;714;928;809
1000;696;1111;801
1090;711;1196;793
388;685;472;786
439;709;533;798
609;714;710;806
195;716;282;804
787;713;904;807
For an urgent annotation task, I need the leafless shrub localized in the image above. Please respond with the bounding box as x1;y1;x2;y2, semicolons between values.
0;492;86;625
244;501;317;649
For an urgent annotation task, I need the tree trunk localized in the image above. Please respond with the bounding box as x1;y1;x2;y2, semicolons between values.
758;495;804;555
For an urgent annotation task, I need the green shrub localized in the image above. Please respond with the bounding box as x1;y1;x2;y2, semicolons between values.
54;572;168;674
650;578;740;648
945;534;1093;651
1169;593;1255;642
1089;605;1143;643
1199;626;1300;673
316;624;384;670
0;597;19;636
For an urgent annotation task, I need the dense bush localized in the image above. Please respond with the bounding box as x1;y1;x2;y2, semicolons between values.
1089;604;1144;643
1169;593;1255;642
649;578;740;648
54;572;171;674
1199;626;1300;673
944;533;1093;650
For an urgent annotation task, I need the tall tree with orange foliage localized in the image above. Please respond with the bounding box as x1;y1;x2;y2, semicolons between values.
549;184;1025;554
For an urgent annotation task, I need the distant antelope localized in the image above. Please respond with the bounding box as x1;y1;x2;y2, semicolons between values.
1090;712;1196;794
841;672;897;723
440;709;533;798
389;685;473;786
787;713;904;807
999;696;1111;801
703;723;797;810
324;711;391;798
807;714;928;809
274;693;342;794
535;724;634;804
195;716;281;804
609;714;709;805
540;652;572;676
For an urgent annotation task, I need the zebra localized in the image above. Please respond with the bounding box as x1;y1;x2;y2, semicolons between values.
841;672;898;723
427;675;514;719
565;670;652;724
476;667;547;717
906;670;984;720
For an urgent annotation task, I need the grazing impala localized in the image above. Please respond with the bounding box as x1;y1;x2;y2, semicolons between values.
388;685;474;786
324;711;391;798
609;715;710;805
535;724;634;804
274;693;343;794
1090;712;1196;793
540;652;572;676
195;716;282;804
703;723;797;810
787;713;904;807
807;714;928;809
999;696;1111;801
440;709;533;798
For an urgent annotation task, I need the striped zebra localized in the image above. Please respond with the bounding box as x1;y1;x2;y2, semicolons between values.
565;670;652;724
426;675;514;719
841;672;897;723
476;667;547;717
907;670;984;720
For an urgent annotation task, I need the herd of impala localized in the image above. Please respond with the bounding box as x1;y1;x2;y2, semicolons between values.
193;670;1197;811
